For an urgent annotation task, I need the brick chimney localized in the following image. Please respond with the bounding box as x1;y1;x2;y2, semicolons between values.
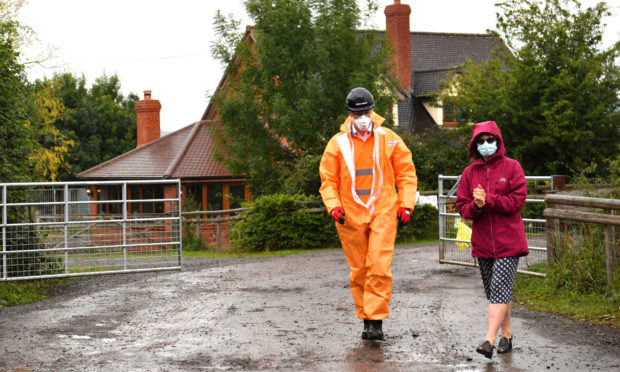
135;90;161;147
385;0;412;93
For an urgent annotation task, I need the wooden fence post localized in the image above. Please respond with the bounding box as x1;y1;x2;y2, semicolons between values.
216;222;222;253
546;202;557;262
604;209;614;286
195;222;201;239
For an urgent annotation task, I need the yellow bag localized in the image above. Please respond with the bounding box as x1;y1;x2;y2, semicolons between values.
456;221;472;251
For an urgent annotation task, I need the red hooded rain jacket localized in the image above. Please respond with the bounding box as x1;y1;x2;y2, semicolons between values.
456;121;529;259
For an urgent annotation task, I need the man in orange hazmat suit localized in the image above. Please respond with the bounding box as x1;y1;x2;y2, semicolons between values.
319;87;418;340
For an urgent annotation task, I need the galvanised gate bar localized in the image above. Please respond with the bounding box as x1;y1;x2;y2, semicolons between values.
1;180;182;281
438;175;559;277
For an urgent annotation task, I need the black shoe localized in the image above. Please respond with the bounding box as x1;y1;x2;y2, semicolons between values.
497;336;513;354
366;320;384;340
361;319;370;339
476;340;495;359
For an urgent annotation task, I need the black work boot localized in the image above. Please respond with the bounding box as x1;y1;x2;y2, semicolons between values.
362;319;370;339
366;320;384;340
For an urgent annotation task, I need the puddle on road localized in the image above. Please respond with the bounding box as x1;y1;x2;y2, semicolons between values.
340;338;449;371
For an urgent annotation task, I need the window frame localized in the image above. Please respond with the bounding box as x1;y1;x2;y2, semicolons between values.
126;184;164;215
442;102;457;127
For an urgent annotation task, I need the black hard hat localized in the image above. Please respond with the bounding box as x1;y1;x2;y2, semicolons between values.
346;87;375;112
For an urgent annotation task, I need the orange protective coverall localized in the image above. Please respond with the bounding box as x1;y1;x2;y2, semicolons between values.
319;112;417;320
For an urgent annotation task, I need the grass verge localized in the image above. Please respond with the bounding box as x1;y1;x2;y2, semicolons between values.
396;237;439;246
182;238;438;258
182;247;340;258
0;278;73;309
514;263;620;328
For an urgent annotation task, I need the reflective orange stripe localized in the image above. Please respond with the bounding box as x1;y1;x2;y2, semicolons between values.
354;137;376;203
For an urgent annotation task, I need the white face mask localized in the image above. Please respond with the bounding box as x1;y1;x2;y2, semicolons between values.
477;141;498;157
354;115;372;131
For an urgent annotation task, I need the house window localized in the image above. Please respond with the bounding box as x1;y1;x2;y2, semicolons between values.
442;102;462;127
182;182;248;216
207;184;223;216
129;185;140;214
227;184;245;209
128;184;164;214
185;184;204;211
98;185;121;214
153;185;164;213
97;188;105;214
143;186;154;214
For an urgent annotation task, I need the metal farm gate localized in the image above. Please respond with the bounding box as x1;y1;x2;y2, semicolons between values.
438;175;560;277
1;180;182;281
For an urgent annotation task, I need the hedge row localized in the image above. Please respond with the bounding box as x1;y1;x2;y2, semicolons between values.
229;194;438;252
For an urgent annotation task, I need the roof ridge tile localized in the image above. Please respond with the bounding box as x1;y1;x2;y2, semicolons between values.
164;121;204;178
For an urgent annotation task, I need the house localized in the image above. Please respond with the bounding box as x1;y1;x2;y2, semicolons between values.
77;91;249;244
77;0;506;242
382;0;506;133
204;1;506;131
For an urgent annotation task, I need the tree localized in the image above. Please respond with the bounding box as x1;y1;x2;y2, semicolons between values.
443;0;620;178
2;1;137;181
0;15;66;277
29;78;75;181
1;0;59;69
210;0;397;195
48;73;138;179
0;17;72;182
402;128;471;191
0;19;35;182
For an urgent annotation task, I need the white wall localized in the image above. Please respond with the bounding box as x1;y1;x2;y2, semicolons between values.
423;101;443;126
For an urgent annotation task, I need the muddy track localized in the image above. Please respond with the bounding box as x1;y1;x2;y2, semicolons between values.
0;244;618;371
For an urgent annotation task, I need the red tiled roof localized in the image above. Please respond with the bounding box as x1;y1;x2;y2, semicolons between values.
77;121;233;180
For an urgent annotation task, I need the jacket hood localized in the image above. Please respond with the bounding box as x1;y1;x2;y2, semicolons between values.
340;111;385;133
468;121;506;161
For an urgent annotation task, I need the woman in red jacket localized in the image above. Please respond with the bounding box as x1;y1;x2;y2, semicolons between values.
456;121;528;359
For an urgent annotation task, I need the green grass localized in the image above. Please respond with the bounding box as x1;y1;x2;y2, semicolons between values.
181;238;439;258
49;250;180;260
396;237;439;245
514;263;620;328
182;246;341;258
0;278;73;309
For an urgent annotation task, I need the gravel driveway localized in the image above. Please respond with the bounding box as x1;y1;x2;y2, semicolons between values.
1;243;618;371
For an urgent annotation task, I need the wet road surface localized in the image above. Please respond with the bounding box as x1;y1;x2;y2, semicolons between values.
1;243;618;371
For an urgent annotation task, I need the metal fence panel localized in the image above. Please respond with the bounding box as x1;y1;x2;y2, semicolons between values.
1;180;182;281
438;175;554;276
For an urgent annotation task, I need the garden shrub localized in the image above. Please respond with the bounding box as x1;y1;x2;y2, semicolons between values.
1;188;63;278
548;223;619;297
182;222;212;252
282;154;322;197
399;127;470;191
521;201;544;219
230;194;439;252
229;194;339;252
396;204;439;243
181;194;212;251
4;226;63;278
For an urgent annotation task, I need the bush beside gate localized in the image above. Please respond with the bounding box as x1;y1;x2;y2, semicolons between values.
221;194;438;253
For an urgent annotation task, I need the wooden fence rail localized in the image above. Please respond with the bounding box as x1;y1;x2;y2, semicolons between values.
180;192;447;252
543;194;620;286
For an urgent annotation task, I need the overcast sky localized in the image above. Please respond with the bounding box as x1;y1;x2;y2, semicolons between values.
19;0;619;133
